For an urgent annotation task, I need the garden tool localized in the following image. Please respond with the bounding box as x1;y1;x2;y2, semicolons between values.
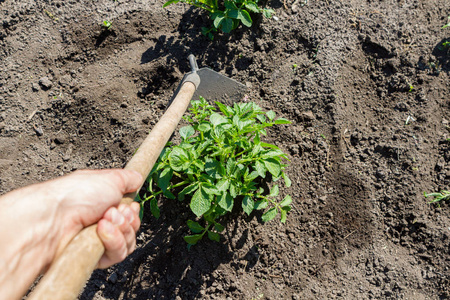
29;55;247;300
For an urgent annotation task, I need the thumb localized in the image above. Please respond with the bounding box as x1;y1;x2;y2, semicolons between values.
102;169;143;195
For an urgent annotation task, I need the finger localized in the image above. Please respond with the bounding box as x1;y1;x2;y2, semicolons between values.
117;205;138;253
104;205;138;253
126;202;142;232
97;219;128;269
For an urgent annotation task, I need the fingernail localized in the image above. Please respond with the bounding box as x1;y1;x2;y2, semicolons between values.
100;222;114;240
111;208;125;225
123;207;135;223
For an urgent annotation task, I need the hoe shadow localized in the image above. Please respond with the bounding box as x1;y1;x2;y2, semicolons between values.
80;196;251;299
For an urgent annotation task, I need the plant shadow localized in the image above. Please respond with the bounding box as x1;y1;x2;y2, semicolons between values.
139;6;268;77
80;193;251;299
431;38;450;72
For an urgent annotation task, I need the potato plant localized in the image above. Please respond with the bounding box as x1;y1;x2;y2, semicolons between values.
163;0;274;39
140;98;292;246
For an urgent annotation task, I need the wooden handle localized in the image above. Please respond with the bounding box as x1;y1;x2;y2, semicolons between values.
28;82;197;300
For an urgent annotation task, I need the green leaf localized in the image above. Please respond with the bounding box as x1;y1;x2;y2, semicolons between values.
187;220;205;233
280;209;287;223
262;207;277;222
261;142;279;149
216;101;232;117
269;184;279;197
238;9;252;27
254;200;268;210
158;168;173;192
226;159;236;175
224;0;238;9
266;110;276;121
198;122;211;132
261;149;285;159
242;195;254;215
246;171;259;182
210;113;228;126
209;113;228;126
229;182;238;197
244;2;260;13
150;198;160;219
163;189;176;200
274;118;291;125
213;12;225;28
203;183;221;195
262;8;274;18
190;187;212;217
256;114;267;124
279;195;292;207
216;178;230;192
162;0;179;7
218;192;234;211
255;160;266;178
179;125;195;139
178;183;199;201
168;147;189;171
221;17;233;33
208;231;220;242
264;158;281;177
205;158;223;179
282;171;291;187
214;222;225;232
184;234;203;245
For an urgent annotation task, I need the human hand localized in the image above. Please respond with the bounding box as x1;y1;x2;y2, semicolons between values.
48;169;143;269
0;169;143;299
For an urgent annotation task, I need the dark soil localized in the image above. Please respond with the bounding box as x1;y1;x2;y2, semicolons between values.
1;0;449;299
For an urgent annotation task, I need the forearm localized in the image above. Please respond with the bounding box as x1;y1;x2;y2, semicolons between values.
0;185;60;299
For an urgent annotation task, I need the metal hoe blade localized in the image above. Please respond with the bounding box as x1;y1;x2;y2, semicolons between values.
173;55;248;106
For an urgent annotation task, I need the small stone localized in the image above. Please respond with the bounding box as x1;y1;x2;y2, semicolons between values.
395;102;409;112
108;272;118;284
63;146;73;161
58;74;72;88
39;76;53;90
31;82;40;91
33;124;44;136
301;111;315;121
54;135;66;144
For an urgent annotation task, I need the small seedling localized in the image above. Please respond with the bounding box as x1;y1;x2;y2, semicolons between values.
44;9;59;21
408;83;414;92
101;20;112;30
141;98;292;247
442;16;450;29
163;0;274;39
424;190;450;204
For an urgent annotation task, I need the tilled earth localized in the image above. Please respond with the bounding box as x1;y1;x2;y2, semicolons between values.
1;0;449;299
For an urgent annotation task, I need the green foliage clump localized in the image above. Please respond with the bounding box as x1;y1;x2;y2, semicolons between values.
163;0;274;39
141;98;292;247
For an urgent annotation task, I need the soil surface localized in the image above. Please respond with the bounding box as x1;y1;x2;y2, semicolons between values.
1;0;450;299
